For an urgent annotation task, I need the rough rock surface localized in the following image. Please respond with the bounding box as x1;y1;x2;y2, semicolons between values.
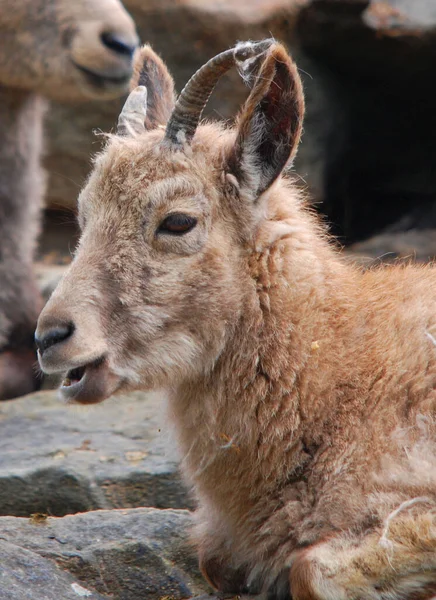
0;508;209;600
0;390;192;517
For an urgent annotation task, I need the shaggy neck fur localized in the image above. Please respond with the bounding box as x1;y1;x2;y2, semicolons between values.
0;87;45;350
170;179;436;571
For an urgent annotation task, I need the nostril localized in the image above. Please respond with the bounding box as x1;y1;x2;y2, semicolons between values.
35;323;74;356
100;32;136;58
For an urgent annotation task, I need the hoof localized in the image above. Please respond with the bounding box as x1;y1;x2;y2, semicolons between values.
0;348;42;400
200;555;249;594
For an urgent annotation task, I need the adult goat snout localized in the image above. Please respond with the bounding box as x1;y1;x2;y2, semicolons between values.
69;1;139;99
0;0;139;101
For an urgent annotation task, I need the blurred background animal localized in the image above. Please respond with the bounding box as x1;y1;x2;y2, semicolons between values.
0;0;138;400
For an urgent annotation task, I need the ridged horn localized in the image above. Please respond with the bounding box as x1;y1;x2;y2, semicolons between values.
117;85;148;137
165;39;275;146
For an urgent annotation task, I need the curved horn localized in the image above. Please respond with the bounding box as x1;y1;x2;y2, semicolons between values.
117;85;148;137
165;39;275;146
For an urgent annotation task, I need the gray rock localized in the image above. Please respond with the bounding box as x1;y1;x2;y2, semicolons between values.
0;541;107;600
347;229;436;266
0;507;209;600
0;391;193;517
363;0;436;33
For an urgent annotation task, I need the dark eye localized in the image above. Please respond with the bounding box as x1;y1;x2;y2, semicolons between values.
157;213;197;235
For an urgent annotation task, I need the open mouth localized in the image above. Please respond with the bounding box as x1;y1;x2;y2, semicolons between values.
72;62;131;90
62;364;87;388
60;356;117;404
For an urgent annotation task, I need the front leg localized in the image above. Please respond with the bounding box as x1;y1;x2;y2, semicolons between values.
199;551;250;594
195;510;254;595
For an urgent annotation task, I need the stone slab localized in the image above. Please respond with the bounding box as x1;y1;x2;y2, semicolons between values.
0;391;192;517
0;507;208;600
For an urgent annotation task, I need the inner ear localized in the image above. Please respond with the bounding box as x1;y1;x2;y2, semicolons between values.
229;43;305;200
130;45;176;130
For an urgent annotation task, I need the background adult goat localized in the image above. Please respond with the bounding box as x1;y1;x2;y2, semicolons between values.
37;40;436;599
0;0;138;400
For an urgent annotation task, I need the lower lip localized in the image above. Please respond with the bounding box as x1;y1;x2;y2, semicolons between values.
60;359;118;405
73;62;131;90
60;368;93;402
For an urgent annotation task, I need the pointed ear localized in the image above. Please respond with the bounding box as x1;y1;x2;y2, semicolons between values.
227;43;304;200
130;45;176;130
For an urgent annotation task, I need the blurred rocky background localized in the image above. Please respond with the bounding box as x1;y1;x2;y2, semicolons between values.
6;1;436;598
40;0;436;276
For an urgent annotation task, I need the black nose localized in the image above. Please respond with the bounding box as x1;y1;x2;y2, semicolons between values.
100;32;136;58
35;323;74;356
